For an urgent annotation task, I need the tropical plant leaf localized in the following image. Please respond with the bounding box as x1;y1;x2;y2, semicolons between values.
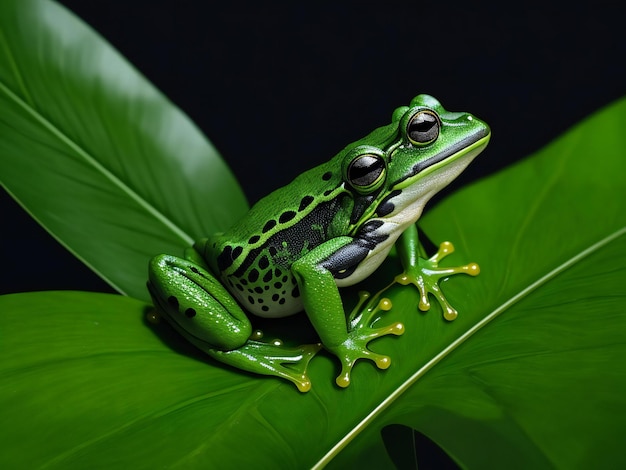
0;0;248;301
1;95;624;468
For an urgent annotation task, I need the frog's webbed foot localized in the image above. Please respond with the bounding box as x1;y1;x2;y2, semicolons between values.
331;292;404;388
207;332;322;393
395;241;479;321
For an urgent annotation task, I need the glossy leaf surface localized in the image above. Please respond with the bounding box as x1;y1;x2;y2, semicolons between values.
0;0;248;300
1;96;625;467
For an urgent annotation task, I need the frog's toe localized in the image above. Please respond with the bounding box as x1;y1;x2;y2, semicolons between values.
335;349;391;388
294;375;313;393
267;341;322;392
330;295;404;388
209;340;323;392
396;241;479;321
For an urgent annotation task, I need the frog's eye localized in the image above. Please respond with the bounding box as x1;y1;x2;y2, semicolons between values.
407;110;440;145
344;149;387;194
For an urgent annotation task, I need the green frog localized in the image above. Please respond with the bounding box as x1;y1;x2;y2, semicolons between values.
147;94;490;391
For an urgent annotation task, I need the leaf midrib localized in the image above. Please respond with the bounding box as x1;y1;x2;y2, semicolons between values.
0;58;194;246
313;225;626;469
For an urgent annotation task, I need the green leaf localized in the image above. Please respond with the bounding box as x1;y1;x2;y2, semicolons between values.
0;0;248;301
1;97;625;468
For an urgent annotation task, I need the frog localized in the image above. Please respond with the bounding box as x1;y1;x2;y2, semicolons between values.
147;94;490;392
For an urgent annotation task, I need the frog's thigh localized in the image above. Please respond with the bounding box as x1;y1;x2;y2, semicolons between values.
148;254;251;351
292;236;364;348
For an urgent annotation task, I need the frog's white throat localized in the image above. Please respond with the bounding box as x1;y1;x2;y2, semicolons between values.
387;149;480;229
334;150;479;288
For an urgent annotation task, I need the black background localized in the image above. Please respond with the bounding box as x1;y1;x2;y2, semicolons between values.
1;2;624;466
2;2;625;296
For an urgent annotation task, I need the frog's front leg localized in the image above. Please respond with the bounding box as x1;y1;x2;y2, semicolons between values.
147;254;321;392
292;237;404;388
395;224;479;321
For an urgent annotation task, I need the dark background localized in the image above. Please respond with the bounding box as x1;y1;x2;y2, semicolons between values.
2;2;625;296
1;3;624;467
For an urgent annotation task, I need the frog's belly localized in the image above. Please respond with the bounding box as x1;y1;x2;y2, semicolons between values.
224;230;397;319
225;272;305;319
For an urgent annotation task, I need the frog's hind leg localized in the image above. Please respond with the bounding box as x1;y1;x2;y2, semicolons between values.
147;254;322;392
148;254;252;351
207;337;322;393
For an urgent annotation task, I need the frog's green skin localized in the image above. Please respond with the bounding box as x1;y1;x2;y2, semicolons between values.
148;94;490;391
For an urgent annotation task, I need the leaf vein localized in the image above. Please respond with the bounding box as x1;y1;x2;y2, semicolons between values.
0;78;194;247
0;26;34;107
312;225;626;469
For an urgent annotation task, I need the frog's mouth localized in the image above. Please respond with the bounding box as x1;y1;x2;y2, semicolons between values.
373;130;490;227
393;128;491;189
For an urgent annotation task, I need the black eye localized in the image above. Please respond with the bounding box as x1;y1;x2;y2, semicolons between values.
347;153;386;194
407;110;440;145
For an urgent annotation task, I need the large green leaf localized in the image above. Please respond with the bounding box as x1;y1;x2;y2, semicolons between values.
0;0;248;300
1;96;625;468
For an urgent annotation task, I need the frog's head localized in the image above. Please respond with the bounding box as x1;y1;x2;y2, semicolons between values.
342;94;490;229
